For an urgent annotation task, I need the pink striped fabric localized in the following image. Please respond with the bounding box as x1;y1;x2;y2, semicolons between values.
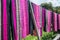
20;0;29;38
53;12;58;31
58;14;60;30
32;4;42;36
3;0;8;40
11;0;17;40
46;10;51;32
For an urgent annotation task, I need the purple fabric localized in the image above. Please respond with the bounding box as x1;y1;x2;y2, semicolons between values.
53;13;57;31
46;10;51;32
58;14;60;30
20;0;29;38
33;4;42;36
42;8;46;28
12;0;17;40
3;0;8;40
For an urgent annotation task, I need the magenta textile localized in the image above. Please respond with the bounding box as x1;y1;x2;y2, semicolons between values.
12;0;17;40
46;10;51;32
3;0;8;40
20;0;29;38
32;4;42;36
53;13;58;31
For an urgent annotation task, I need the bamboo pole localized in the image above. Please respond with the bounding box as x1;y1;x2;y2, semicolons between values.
29;1;40;40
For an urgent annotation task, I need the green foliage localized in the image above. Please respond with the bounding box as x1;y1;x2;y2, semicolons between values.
41;2;53;11
24;31;56;40
24;35;38;40
41;2;60;13
41;31;56;40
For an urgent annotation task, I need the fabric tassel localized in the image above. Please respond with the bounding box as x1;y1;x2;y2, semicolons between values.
46;10;51;32
32;4;42;37
2;0;8;40
20;0;29;38
53;12;58;31
11;0;17;40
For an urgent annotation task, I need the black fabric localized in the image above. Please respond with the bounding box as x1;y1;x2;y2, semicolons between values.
44;10;46;31
10;0;15;40
7;0;11;40
7;0;14;40
1;0;3;40
28;1;35;35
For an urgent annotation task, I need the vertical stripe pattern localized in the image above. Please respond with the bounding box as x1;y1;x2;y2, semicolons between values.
20;0;29;38
11;0;17;40
53;12;58;31
1;0;60;39
46;10;51;32
33;4;42;37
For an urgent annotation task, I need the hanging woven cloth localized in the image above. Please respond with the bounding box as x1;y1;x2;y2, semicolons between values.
57;14;60;30
2;0;8;40
20;0;29;38
32;3;42;37
7;0;12;40
11;0;17;40
46;10;52;32
42;8;46;28
53;12;58;31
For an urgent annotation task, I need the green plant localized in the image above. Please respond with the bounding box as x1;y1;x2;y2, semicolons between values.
24;31;56;40
41;31;56;40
